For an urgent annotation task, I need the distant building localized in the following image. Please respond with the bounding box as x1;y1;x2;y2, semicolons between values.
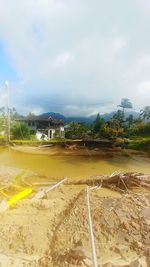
17;114;65;140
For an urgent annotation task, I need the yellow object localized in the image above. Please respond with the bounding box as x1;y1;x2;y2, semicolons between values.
8;188;33;206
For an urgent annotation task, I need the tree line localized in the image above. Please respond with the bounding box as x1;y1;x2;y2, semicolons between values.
0;98;149;140
65;98;150;140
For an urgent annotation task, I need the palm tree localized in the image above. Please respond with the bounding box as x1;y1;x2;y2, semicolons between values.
118;98;133;113
140;106;150;120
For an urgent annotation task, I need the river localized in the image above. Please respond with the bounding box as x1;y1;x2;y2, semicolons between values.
0;146;150;178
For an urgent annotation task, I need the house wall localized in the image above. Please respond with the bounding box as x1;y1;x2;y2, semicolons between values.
48;129;56;139
27;121;37;131
36;131;48;141
48;127;65;139
22;120;65;139
60;126;65;138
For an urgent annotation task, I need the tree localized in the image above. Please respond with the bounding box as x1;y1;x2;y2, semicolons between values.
101;123;112;138
11;122;30;139
26;112;35;119
126;114;134;126
113;110;124;126
127;121;150;136
65;122;89;139
93;114;104;133
118;98;133;113
101;121;122;138
0;107;6;133
109;119;123;137
140;106;150;120
10;107;20;119
0;107;5;116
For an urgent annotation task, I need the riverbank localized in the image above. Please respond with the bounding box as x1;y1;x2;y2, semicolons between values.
11;144;137;156
10;140;149;157
0;166;149;266
8;137;150;155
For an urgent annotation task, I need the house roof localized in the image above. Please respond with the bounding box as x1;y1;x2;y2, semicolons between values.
17;114;64;125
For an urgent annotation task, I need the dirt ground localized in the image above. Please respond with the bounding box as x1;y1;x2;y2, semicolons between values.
0;167;149;267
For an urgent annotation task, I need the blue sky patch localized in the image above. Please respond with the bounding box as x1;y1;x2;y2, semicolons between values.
0;42;18;82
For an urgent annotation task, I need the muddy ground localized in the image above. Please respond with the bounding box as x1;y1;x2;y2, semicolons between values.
0;167;149;267
11;143;143;157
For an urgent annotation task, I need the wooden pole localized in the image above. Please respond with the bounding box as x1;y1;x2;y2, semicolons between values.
5;81;10;143
33;178;67;200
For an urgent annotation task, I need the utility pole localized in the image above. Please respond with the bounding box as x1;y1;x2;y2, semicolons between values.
5;81;10;143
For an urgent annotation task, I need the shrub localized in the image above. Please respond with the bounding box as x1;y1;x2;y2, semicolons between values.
11;122;30;139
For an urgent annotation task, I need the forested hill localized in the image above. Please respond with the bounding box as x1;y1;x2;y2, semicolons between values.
40;111;139;123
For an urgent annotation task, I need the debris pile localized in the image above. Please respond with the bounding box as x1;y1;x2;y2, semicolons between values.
104;172;150;190
69;172;150;191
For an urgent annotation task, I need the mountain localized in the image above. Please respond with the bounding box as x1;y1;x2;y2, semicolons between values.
65;116;94;123
39;110;140;123
101;110;140;121
40;112;66;120
66;111;139;123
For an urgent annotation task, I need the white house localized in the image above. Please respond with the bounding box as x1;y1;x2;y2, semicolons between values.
18;114;65;140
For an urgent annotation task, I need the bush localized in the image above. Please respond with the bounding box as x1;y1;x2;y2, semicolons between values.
65;122;90;139
11;122;30;139
127;122;150;136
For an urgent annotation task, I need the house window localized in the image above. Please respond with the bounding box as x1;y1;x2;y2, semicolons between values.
28;121;35;127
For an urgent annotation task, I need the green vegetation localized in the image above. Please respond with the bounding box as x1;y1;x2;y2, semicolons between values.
0;99;149;151
65;122;91;139
11;138;75;146
118;98;133;113
126;138;150;151
93;113;104;134
11;122;30;139
65;99;150;151
140;106;150;120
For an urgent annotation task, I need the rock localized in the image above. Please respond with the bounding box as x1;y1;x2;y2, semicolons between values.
122;222;130;230
132;240;143;250
130;221;140;231
136;241;143;249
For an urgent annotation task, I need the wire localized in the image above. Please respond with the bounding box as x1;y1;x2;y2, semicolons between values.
86;187;98;267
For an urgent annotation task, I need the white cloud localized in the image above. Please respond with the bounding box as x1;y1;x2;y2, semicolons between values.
0;0;149;115
137;81;150;107
51;51;74;70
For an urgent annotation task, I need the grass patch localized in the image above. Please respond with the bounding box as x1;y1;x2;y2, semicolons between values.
126;138;150;151
11;138;80;145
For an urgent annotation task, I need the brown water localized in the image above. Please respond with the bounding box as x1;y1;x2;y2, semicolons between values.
0;147;150;177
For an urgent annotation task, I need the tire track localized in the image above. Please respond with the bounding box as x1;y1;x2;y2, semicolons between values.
50;189;85;265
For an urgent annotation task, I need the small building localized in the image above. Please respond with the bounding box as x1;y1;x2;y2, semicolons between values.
18;114;65;140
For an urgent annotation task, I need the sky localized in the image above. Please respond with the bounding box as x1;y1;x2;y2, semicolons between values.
0;0;150;116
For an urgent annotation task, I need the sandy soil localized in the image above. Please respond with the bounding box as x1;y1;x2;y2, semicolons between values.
0;167;149;266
